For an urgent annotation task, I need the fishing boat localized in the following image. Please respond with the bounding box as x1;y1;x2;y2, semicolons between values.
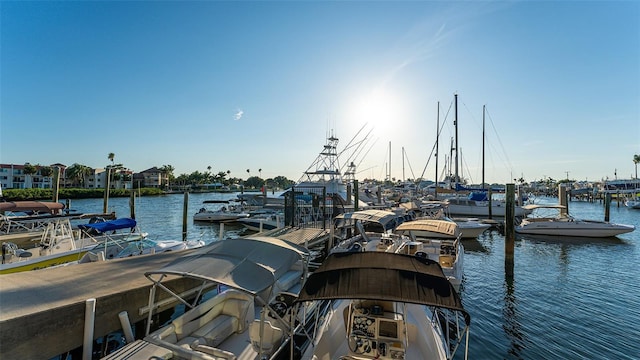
104;236;318;360
77;218;204;262
0;217;145;274
291;251;471;360
515;204;635;237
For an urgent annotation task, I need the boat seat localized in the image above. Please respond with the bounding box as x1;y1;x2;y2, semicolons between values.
249;319;284;354
439;255;454;268
147;289;253;350
192;314;238;347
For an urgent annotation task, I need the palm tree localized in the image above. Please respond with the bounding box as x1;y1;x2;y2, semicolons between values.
66;163;93;188
40;166;53;188
22;163;38;188
108;153;115;166
634;154;640;179
258;168;262;178
159;165;175;189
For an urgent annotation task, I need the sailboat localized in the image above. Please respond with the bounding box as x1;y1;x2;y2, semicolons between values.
439;95;532;217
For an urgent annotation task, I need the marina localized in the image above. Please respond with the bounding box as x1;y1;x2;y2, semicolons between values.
0;192;638;359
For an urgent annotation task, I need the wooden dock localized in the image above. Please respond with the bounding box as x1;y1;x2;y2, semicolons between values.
0;227;330;359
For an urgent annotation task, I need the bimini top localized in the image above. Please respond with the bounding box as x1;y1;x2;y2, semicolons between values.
78;218;137;233
334;209;403;231
0;201;65;215
145;236;309;296
395;219;461;238
296;251;469;325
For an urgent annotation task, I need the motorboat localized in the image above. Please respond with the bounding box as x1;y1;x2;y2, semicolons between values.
193;204;250;222
77;218;204;262
237;209;284;232
331;211;464;291
417;201;491;239
330;209;412;253
442;192;532;217
0;217;146;274
395;219;464;291
515;204;635;237
104;236;318;360
625;195;640;209
291;251;471;360
451;217;492;238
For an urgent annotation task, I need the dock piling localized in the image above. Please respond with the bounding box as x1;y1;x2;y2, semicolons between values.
182;192;189;241
505;183;515;278
118;311;135;343
83;298;96;360
604;193;611;222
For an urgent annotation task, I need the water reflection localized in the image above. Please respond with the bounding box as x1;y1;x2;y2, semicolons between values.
515;233;628;246
502;266;527;359
461;237;488;253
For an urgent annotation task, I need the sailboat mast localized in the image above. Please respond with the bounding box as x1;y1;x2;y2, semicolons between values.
482;104;486;190
389;141;392;182
454;93;459;188
402;146;405;182
435;101;440;198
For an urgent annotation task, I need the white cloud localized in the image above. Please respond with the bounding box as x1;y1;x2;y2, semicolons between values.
234;109;244;121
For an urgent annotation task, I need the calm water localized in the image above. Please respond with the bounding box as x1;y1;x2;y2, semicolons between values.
67;193;640;359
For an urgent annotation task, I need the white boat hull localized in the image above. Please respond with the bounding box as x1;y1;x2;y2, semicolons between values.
445;199;531;217
625;200;640;209
193;213;249;222
516;220;635;237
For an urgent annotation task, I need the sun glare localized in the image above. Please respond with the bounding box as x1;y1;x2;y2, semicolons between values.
350;87;403;135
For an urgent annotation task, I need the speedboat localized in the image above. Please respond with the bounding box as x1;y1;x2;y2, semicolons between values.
0;217;146;274
237;209;284;232
625;197;640;209
515;204;635;237
104;236;318;360
193;204;250;222
291;251;471;360
394;219;464;291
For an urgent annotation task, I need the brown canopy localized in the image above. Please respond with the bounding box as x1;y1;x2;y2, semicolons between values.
296;252;470;325
0;201;65;215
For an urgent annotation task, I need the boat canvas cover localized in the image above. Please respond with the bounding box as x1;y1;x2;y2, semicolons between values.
334;210;401;231
521;204;566;211
296;252;469;325
78;218;137;233
145;236;309;296
0;201;65;214
395;219;461;237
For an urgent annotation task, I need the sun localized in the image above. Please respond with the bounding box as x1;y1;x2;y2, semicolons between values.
350;87;403;135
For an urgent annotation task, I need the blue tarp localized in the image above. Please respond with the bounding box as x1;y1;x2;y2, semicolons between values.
468;192;489;201
78;218;137;233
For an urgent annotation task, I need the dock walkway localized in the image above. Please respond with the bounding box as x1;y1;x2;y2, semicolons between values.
0;226;329;359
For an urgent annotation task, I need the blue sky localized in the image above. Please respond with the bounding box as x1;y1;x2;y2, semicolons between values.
2;1;639;184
